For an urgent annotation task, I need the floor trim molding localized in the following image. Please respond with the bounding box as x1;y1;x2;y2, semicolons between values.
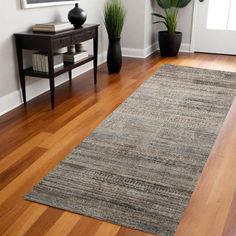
180;43;191;53
122;42;159;59
122;42;191;59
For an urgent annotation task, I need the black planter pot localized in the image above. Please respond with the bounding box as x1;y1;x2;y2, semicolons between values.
107;38;122;73
158;31;182;57
68;3;87;29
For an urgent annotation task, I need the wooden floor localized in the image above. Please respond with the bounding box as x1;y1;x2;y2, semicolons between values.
1;52;236;236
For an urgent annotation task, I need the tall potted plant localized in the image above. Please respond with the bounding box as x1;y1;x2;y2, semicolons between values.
152;0;192;57
104;0;126;73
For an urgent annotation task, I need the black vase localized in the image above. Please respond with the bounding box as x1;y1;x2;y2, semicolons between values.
158;31;182;57
68;3;87;29
107;38;122;73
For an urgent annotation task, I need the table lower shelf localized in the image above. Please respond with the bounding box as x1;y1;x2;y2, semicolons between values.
23;55;94;79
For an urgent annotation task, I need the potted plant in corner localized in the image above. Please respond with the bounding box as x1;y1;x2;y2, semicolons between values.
152;0;192;57
104;0;126;73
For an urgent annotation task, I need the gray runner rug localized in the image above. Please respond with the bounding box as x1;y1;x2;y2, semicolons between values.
26;65;236;235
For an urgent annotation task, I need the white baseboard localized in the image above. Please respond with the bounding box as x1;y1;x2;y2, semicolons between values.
180;43;191;53
122;42;159;59
122;47;145;58
122;42;191;58
0;52;106;116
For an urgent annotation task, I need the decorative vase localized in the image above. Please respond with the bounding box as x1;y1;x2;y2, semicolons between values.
107;38;122;73
68;3;87;29
158;31;182;57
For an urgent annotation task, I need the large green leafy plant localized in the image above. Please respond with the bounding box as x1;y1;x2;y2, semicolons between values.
104;0;126;39
152;0;192;33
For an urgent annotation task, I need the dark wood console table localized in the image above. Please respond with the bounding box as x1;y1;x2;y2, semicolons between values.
14;24;99;109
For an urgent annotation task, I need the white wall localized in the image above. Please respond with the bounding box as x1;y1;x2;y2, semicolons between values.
176;2;194;45
121;0;146;49
144;0;156;48
121;0;158;58
144;0;158;52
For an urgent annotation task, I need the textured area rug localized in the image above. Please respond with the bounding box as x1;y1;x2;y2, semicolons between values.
26;65;236;235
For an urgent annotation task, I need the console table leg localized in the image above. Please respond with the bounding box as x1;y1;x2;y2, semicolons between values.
49;78;55;110
15;39;26;104
19;76;26;104
48;48;55;109
93;29;98;85
69;70;72;82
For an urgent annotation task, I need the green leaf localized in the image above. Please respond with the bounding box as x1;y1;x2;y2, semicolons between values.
171;0;178;7
153;21;168;28
104;0;126;39
151;13;166;19
177;0;192;8
156;0;171;9
156;0;192;8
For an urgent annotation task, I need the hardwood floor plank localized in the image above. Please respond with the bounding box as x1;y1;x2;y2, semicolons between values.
116;227;154;236
2;203;47;236
0;147;47;190
49;96;97;132
0;123;50;160
222;188;236;236
0;196;29;235
0;132;51;173
92;222;120;236
0;141;74;205
23;207;64;236
68;216;102;236
45;212;80;236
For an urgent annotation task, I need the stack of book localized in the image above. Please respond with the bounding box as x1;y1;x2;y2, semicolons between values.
32;22;74;33
32;53;64;73
63;51;89;63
